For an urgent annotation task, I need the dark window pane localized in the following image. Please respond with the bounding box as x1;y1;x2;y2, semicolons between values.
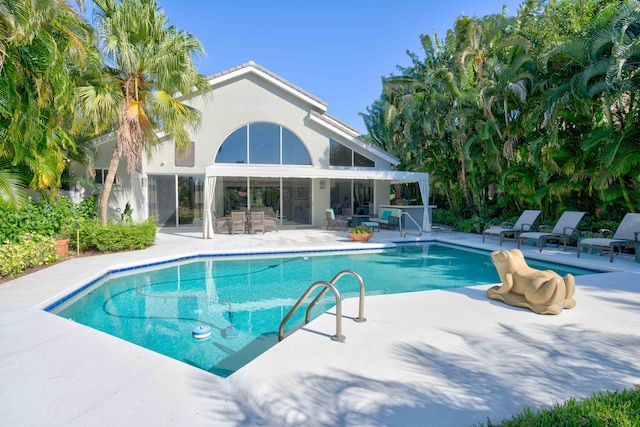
249;123;280;164
223;177;248;213
216;127;247;164
330;139;351;166
94;169;103;185
282;128;311;165
148;175;177;227
354;151;375;167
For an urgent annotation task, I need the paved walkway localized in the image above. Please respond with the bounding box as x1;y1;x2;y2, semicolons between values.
1;227;639;426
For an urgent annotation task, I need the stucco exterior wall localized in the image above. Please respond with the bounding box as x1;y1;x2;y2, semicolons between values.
71;63;409;228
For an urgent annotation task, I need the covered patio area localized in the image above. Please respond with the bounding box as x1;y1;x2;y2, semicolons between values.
202;164;430;238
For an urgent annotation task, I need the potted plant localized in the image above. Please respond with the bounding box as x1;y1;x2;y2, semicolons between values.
54;234;71;257
53;222;73;257
348;225;374;242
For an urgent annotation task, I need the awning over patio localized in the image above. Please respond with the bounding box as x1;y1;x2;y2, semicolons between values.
202;164;430;238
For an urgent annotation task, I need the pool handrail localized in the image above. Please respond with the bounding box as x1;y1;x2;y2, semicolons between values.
278;270;366;342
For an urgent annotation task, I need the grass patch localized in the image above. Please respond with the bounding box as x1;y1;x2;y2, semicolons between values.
477;387;640;426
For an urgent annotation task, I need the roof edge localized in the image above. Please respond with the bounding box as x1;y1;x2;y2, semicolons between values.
207;61;328;113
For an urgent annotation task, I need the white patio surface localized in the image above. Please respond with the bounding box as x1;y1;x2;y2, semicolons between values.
1;227;639;426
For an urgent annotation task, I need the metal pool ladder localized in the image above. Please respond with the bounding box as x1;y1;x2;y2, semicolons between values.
278;270;366;342
400;211;423;238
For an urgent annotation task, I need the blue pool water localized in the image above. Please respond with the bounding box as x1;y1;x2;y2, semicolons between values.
50;243;595;377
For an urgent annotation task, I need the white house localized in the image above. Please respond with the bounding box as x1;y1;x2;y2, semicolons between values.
67;62;431;237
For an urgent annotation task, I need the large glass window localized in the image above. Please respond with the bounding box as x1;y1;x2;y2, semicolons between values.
250;178;280;217
354;151;375;167
330;179;373;215
249;123;280;164
148;175;204;227
329;139;351;166
282;178;310;224
216;123;311;165
148;175;176;227
353;179;373;215
330;138;375;167
330;179;352;215
215;127;247;164
282;128;311;165
223;177;248;214
178;176;203;225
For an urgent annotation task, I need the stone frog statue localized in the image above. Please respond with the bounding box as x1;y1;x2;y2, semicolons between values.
487;248;576;315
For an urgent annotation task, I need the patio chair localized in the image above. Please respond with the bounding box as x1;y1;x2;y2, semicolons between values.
482;210;542;245
230;211;246;234
577;213;640;263
264;214;278;232
214;216;231;233
326;209;348;230
375;207;401;230
249;211;265;234
517;211;586;252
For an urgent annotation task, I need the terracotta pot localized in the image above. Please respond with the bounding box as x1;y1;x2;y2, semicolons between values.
348;232;373;242
55;238;70;257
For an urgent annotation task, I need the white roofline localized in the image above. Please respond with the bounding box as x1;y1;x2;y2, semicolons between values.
208;62;328;114
205;164;428;183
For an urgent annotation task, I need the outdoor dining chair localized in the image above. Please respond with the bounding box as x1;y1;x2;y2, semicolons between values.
230;211;246;234
250;211;265;234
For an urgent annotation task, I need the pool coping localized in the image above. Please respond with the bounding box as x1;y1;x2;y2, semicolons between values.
1;228;639;426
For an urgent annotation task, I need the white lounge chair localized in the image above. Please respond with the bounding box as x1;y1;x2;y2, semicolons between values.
483;210;542;245
518;211;586;252
577;213;640;263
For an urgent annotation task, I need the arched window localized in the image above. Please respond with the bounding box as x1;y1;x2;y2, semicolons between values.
215;123;311;165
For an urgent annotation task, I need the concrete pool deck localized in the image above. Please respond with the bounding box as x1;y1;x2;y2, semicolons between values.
1;227;639;426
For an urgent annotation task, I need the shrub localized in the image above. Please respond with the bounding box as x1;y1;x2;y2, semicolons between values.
0;196;97;243
72;218;156;252
349;225;373;234
0;233;58;278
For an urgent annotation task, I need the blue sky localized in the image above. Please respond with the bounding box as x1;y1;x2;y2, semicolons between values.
92;0;522;134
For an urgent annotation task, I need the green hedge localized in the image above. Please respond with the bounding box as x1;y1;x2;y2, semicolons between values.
72;218;156;252
0;233;58;277
0;196;97;243
0;197;156;278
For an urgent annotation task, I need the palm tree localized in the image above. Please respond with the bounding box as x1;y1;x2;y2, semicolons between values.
0;0;92;208
77;0;211;223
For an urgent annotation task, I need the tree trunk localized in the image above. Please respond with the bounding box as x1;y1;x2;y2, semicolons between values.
99;147;122;224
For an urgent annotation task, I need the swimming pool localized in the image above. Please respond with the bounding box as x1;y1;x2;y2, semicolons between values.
49;243;595;377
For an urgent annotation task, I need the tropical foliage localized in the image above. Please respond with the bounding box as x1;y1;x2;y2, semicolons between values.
0;0;93;208
77;0;211;223
362;0;640;226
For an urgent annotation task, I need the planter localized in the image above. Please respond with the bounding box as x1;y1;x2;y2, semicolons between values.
348;232;373;242
55;238;70;257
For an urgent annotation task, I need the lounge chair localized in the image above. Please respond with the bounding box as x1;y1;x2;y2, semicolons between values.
577;213;640;263
375;207;401;230
517;211;586;252
230;211;246;234
326;209;348;230
482;210;542;245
